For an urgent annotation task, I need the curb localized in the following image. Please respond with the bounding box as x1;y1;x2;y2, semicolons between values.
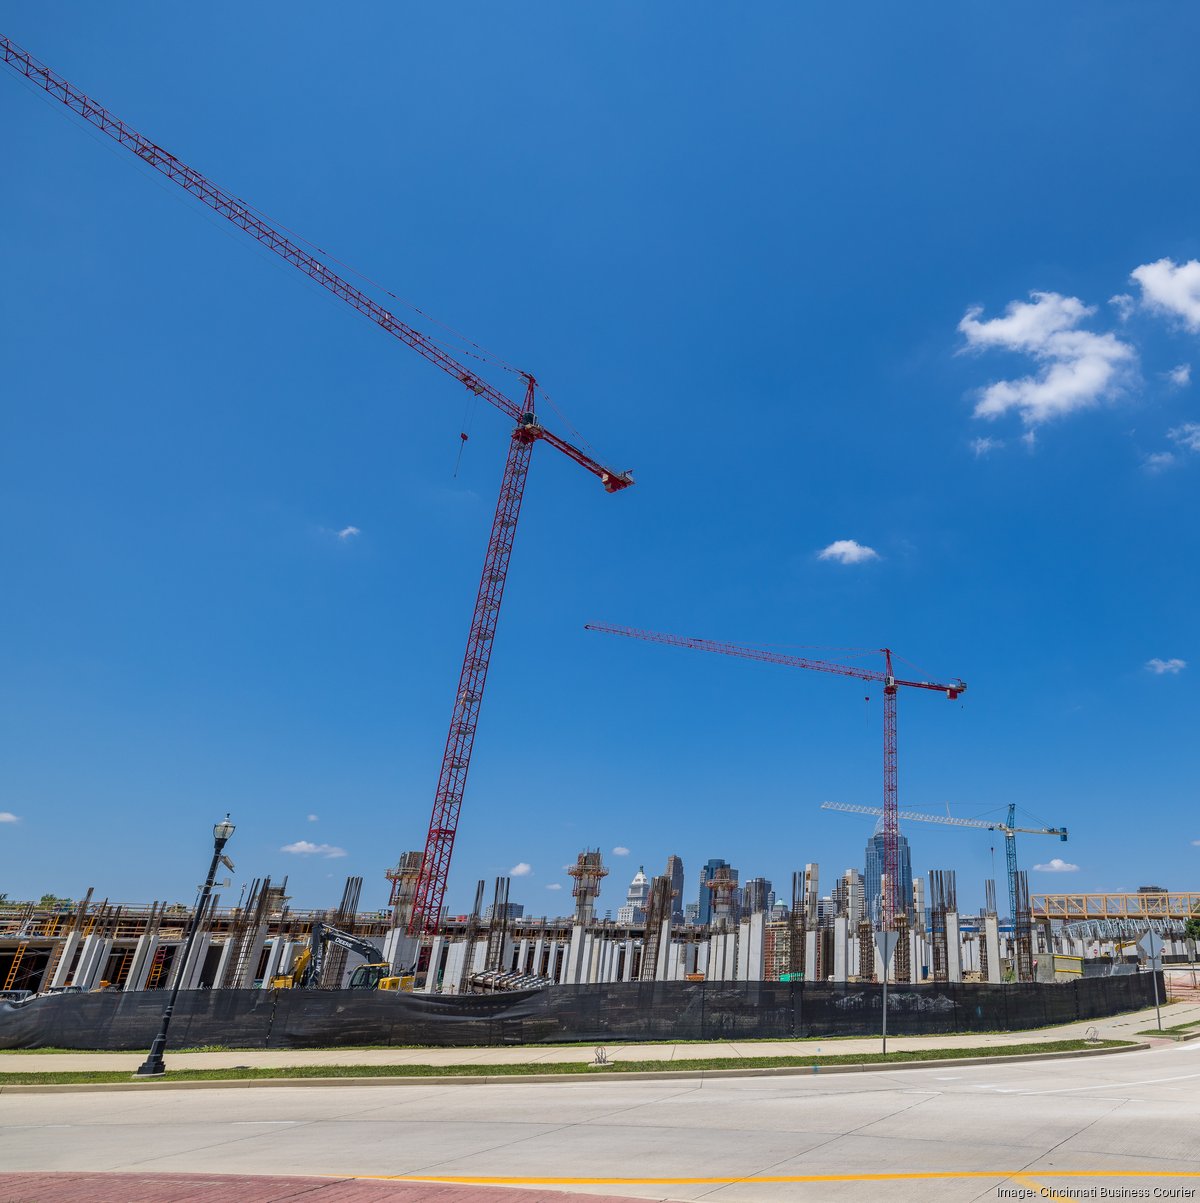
0;1041;1146;1094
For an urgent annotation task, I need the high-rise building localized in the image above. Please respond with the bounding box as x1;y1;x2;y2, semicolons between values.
617;866;651;925
864;831;913;923
684;901;700;925
665;855;686;924
742;877;772;915
697;858;728;926
482;902;525;922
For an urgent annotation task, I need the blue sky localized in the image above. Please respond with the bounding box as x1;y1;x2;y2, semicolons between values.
2;5;1198;916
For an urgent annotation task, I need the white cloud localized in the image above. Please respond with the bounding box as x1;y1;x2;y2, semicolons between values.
1192;839;1200;847
306;813;319;822
1109;293;1135;321
1166;364;1192;388
818;539;879;565
970;436;1004;457
1169;422;1200;452
1146;657;1186;675
337;526;361;540
1034;857;1079;873
0;812;19;823
1131;258;1200;331
280;840;347;858
959;291;1136;426
612;846;630;857
545;882;563;891
509;862;533;877
1143;451;1177;473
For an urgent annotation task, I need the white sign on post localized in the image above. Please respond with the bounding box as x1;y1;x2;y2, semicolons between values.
874;929;900;971
874;930;900;1055
1138;932;1164;961
1137;930;1165;1030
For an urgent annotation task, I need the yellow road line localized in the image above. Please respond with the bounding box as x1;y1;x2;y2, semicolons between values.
357;1170;1200;1186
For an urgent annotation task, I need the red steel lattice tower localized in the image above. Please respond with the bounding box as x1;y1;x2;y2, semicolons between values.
586;624;965;926
2;34;634;935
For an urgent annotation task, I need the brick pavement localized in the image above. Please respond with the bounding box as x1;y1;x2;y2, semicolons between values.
0;1173;643;1202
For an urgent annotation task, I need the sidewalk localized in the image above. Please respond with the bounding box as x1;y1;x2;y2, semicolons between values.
2;999;1195;1075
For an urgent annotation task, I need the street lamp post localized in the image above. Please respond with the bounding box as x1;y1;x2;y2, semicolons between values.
135;816;235;1078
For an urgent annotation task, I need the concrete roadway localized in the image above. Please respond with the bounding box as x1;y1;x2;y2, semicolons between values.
3;1040;1200;1201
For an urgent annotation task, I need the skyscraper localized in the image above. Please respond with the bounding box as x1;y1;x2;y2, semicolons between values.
864;831;913;923
697;858;738;925
742;877;772;915
617;866;650;925
665;855;685;924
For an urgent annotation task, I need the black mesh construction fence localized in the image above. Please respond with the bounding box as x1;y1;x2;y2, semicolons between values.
0;974;1160;1051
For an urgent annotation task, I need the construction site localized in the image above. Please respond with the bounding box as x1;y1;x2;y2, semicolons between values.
1;34;1197;1047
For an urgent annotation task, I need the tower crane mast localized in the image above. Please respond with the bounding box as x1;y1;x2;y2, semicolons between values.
821;800;1068;922
2;33;633;935
586;624;965;926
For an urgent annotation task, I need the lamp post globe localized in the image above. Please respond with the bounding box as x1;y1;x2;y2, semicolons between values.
134;815;235;1079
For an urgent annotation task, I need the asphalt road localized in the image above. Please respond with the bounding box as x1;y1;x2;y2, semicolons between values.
3;1042;1199;1202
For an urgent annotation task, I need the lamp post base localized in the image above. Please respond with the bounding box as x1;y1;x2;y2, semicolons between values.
135;1032;169;1077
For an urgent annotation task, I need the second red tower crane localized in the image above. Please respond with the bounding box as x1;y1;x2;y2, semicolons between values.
587;624;965;926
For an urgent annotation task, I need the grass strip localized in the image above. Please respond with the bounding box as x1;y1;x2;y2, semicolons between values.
1136;1021;1200;1037
0;1039;1130;1086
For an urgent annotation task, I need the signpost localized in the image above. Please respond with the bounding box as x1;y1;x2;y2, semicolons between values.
874;929;900;1056
1138;931;1165;1031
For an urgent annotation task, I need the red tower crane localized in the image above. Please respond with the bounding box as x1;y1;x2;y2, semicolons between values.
2;35;634;934
585;624;965;926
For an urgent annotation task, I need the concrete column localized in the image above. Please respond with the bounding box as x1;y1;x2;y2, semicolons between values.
736;920;751;981
125;933;160;992
735;913;765;981
804;930;818;981
655;925;675;982
439;941;465;993
563;927;587;983
984;915;1003;983
180;935;211;990
48;931;83;989
212;939;237;989
415;935;444;992
608;937;624;982
259;939;286;988
832;917;849;982
233;924;268;988
621;939;635;981
73;935;113;990
547;940;563;982
585;935;602;984
470;939;488;974
708;929;737;981
532;935;546;976
382;930;419;974
696;942;709;976
945;913;962;983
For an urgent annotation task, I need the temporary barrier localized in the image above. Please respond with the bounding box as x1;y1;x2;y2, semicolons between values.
0;974;1161;1051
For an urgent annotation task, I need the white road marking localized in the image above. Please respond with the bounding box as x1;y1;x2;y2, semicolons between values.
230;1121;297;1125
1015;1071;1200;1096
